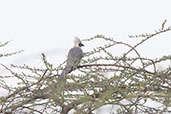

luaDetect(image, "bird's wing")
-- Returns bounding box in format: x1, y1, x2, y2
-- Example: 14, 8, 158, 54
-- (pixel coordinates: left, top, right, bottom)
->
59, 47, 83, 80
67, 47, 83, 67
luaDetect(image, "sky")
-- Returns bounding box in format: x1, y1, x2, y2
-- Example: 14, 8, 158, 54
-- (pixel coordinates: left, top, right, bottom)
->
0, 0, 171, 67
0, 0, 171, 113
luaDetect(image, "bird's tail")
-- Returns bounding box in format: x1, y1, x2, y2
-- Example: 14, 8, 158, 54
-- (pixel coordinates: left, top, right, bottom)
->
58, 67, 72, 80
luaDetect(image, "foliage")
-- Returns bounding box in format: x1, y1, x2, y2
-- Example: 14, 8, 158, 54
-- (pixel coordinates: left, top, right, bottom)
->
0, 41, 23, 58
0, 21, 171, 114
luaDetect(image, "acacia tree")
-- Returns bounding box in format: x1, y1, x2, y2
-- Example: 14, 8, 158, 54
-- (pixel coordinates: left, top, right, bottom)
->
0, 21, 171, 114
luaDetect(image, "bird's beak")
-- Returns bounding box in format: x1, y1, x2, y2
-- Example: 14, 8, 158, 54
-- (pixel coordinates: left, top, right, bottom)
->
79, 42, 84, 47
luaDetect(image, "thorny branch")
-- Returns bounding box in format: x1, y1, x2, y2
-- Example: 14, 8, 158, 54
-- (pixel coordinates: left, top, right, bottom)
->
0, 20, 171, 114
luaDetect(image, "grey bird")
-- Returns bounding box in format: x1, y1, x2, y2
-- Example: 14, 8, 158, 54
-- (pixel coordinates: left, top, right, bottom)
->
59, 37, 84, 80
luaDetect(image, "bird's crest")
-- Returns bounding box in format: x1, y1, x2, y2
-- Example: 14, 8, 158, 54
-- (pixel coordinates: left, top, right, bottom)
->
74, 37, 81, 44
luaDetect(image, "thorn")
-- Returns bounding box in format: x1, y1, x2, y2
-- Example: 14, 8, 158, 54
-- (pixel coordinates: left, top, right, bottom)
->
162, 20, 167, 30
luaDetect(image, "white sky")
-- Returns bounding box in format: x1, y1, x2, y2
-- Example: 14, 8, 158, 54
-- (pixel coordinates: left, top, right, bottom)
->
0, 0, 171, 66
0, 0, 171, 64
0, 0, 171, 113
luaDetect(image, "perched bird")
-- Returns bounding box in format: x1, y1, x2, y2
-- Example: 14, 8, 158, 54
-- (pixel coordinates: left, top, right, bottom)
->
59, 37, 84, 80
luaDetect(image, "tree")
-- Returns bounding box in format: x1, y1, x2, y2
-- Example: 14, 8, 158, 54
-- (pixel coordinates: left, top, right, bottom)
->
0, 21, 171, 114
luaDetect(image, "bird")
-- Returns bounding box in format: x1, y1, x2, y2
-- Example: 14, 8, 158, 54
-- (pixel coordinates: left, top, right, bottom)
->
59, 37, 84, 80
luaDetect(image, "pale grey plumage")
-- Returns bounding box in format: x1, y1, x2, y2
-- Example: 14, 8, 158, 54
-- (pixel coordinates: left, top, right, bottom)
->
59, 37, 84, 80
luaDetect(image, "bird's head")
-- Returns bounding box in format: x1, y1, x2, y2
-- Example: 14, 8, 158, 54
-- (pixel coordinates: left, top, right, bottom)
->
74, 37, 84, 47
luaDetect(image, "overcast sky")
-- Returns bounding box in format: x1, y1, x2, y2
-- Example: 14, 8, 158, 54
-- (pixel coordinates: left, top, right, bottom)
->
0, 0, 171, 67
0, 0, 171, 113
